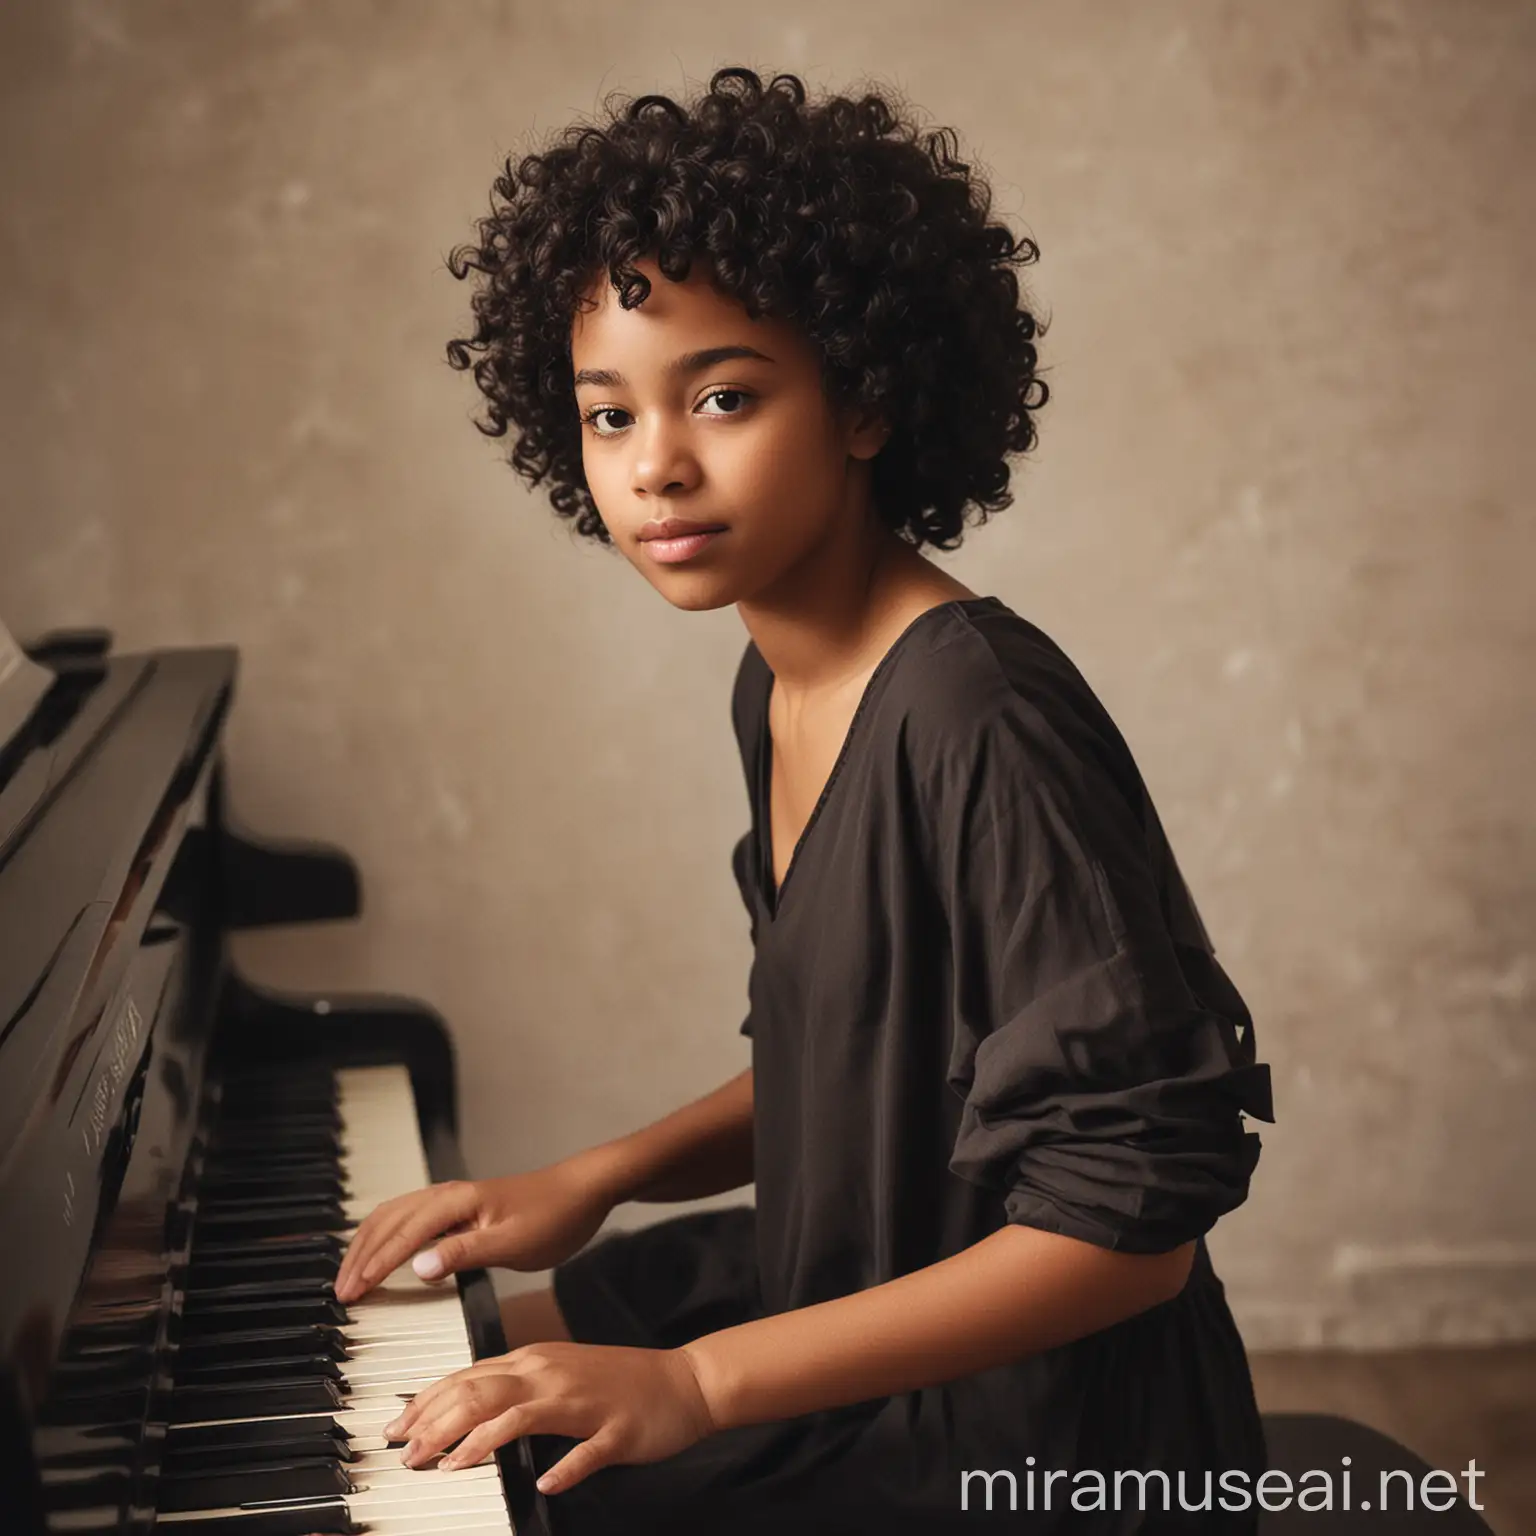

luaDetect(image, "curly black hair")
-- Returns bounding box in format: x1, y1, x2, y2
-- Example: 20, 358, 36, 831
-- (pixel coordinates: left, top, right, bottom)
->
444, 66, 1049, 552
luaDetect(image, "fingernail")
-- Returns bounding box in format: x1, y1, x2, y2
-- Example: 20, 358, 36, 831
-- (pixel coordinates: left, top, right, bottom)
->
536, 1473, 557, 1492
439, 1455, 459, 1471
413, 1249, 445, 1280
402, 1440, 419, 1466
382, 1417, 403, 1438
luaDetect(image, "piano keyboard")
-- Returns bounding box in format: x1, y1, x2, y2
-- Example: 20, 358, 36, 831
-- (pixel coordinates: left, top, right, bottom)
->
152, 1064, 516, 1536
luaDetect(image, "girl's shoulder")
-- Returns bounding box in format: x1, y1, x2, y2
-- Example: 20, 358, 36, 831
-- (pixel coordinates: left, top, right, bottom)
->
892, 598, 1143, 805
725, 596, 1148, 827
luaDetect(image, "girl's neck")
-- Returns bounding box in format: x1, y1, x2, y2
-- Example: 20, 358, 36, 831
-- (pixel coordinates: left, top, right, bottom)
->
738, 523, 977, 706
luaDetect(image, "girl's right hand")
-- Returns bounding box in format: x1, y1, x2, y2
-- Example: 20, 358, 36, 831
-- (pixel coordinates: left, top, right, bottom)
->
333, 1157, 617, 1303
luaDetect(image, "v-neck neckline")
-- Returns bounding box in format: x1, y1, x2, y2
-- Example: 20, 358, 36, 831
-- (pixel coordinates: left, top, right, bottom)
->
754, 596, 1000, 921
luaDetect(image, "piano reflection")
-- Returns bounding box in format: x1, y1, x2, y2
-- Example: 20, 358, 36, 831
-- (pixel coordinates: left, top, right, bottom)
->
0, 621, 550, 1535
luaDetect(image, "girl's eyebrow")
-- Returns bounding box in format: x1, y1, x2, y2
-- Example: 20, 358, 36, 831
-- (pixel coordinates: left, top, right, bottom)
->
572, 344, 775, 389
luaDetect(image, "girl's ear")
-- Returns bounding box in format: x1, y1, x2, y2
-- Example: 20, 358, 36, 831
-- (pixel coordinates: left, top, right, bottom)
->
844, 408, 892, 463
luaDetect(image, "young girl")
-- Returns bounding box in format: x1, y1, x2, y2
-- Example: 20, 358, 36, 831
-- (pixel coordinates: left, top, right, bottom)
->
334, 66, 1275, 1534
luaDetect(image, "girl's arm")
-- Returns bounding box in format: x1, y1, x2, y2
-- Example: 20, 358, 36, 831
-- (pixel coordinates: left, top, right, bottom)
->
681, 1223, 1196, 1428
335, 1068, 752, 1301
575, 1066, 754, 1204
384, 1220, 1200, 1490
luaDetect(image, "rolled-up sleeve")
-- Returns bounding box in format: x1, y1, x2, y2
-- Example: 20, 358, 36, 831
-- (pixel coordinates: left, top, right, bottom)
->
942, 707, 1275, 1254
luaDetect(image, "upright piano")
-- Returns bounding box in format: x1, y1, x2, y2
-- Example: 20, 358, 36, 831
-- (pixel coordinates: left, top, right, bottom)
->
0, 624, 552, 1535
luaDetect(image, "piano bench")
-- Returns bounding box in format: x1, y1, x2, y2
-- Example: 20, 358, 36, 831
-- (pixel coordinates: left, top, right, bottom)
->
1257, 1413, 1496, 1533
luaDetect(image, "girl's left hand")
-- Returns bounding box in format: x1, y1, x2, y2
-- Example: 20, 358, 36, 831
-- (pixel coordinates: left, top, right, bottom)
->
383, 1341, 718, 1494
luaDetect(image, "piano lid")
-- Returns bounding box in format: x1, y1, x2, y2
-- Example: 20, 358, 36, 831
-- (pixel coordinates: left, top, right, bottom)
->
0, 624, 157, 871
0, 648, 236, 1397
0, 616, 53, 751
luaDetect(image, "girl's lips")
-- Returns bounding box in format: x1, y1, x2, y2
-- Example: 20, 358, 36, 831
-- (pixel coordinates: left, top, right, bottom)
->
641, 528, 726, 564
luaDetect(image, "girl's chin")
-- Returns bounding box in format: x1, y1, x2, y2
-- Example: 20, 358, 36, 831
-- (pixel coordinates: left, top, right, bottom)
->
653, 580, 741, 613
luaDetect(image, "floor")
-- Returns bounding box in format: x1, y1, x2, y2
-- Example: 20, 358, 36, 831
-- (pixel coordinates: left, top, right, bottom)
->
1249, 1344, 1536, 1535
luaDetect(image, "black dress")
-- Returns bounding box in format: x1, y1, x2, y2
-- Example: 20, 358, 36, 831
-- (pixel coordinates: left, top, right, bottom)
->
535, 596, 1276, 1535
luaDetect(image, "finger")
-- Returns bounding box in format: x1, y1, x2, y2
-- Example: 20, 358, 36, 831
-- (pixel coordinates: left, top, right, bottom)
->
383, 1376, 454, 1440
384, 1355, 533, 1438
339, 1200, 449, 1299
401, 1396, 487, 1467
535, 1426, 624, 1495
363, 1191, 477, 1287
439, 1402, 546, 1472
403, 1378, 523, 1465
421, 1221, 512, 1281
349, 1186, 479, 1297
334, 1196, 411, 1300
384, 1360, 489, 1437
336, 1194, 437, 1301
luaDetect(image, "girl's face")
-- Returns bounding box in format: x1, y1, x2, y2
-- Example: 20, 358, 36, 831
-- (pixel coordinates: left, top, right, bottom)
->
569, 256, 887, 612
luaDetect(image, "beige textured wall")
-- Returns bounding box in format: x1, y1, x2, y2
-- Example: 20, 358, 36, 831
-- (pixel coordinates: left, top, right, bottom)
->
2, 0, 1532, 1349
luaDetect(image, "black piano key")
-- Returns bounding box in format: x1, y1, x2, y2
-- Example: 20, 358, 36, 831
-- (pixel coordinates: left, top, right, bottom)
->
201, 1150, 343, 1175
200, 1172, 347, 1193
175, 1326, 348, 1366
157, 1458, 353, 1512
205, 1147, 344, 1169
191, 1203, 348, 1241
48, 1344, 157, 1386
173, 1351, 346, 1385
198, 1193, 347, 1219
207, 1131, 340, 1151
36, 1386, 150, 1425
217, 1094, 337, 1113
185, 1251, 340, 1288
190, 1233, 346, 1264
154, 1500, 359, 1536
57, 1311, 160, 1351
219, 1099, 340, 1120
198, 1189, 348, 1216
214, 1113, 343, 1140
219, 1088, 338, 1109
183, 1276, 336, 1309
36, 1465, 133, 1512
33, 1420, 141, 1469
199, 1169, 347, 1193
208, 1130, 342, 1158
220, 1090, 340, 1113
181, 1296, 349, 1332
199, 1173, 348, 1202
166, 1415, 349, 1451
221, 1071, 339, 1099
208, 1126, 341, 1142
216, 1103, 339, 1123
163, 1433, 357, 1474
166, 1376, 346, 1422
220, 1070, 339, 1094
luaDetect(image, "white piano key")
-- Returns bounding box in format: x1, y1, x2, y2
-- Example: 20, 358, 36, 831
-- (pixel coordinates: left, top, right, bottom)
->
344, 1355, 467, 1381
352, 1446, 495, 1469
357, 1466, 504, 1491
333, 1066, 517, 1531
161, 1063, 519, 1533
344, 1337, 469, 1357
350, 1518, 512, 1536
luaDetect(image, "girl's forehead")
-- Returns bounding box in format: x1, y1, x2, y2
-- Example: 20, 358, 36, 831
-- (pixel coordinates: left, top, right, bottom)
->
571, 270, 805, 368
574, 261, 747, 333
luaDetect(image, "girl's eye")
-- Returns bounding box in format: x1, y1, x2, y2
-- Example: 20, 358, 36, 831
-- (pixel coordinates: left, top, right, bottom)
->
699, 388, 749, 417
581, 388, 752, 438
582, 406, 627, 437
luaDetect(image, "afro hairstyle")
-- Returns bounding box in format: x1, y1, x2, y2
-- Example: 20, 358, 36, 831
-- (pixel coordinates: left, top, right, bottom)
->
444, 66, 1050, 552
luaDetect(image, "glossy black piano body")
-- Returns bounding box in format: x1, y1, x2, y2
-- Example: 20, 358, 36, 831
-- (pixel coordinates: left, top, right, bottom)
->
0, 631, 550, 1534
